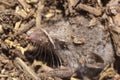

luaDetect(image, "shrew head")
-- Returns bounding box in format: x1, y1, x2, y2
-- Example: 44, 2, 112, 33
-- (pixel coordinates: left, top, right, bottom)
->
26, 27, 62, 68
27, 27, 49, 45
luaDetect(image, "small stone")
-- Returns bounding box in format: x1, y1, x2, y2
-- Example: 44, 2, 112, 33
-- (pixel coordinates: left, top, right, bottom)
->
73, 37, 86, 44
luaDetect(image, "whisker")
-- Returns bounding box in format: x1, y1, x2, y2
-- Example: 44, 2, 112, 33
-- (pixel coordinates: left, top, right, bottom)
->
43, 43, 47, 63
30, 45, 37, 56
32, 42, 36, 46
34, 46, 41, 58
53, 51, 58, 67
49, 44, 55, 67
45, 43, 51, 66
30, 40, 62, 68
57, 52, 62, 67
39, 44, 44, 60
50, 44, 59, 67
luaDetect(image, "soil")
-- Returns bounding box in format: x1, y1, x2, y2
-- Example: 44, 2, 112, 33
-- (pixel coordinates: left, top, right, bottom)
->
0, 0, 120, 80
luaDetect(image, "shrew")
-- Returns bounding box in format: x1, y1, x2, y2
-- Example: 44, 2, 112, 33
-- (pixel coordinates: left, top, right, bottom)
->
26, 21, 113, 79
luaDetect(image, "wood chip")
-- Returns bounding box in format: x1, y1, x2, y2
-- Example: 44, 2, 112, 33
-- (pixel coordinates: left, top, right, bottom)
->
0, 25, 4, 34
26, 0, 38, 4
14, 21, 22, 31
18, 0, 31, 12
15, 6, 28, 18
76, 3, 102, 16
16, 19, 35, 35
73, 37, 86, 44
15, 57, 40, 80
36, 1, 44, 28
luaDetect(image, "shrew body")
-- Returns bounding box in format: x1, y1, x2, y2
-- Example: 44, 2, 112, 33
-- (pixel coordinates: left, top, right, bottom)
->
27, 21, 114, 79
27, 22, 80, 67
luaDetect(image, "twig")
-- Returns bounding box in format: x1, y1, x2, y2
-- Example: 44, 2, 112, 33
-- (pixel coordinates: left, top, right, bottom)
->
0, 1, 15, 7
16, 19, 35, 35
40, 28, 56, 49
15, 57, 40, 80
36, 0, 44, 28
76, 3, 102, 16
17, 0, 30, 12
0, 74, 8, 77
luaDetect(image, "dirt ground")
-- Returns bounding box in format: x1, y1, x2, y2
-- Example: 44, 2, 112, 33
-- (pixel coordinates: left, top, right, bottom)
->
0, 0, 120, 80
